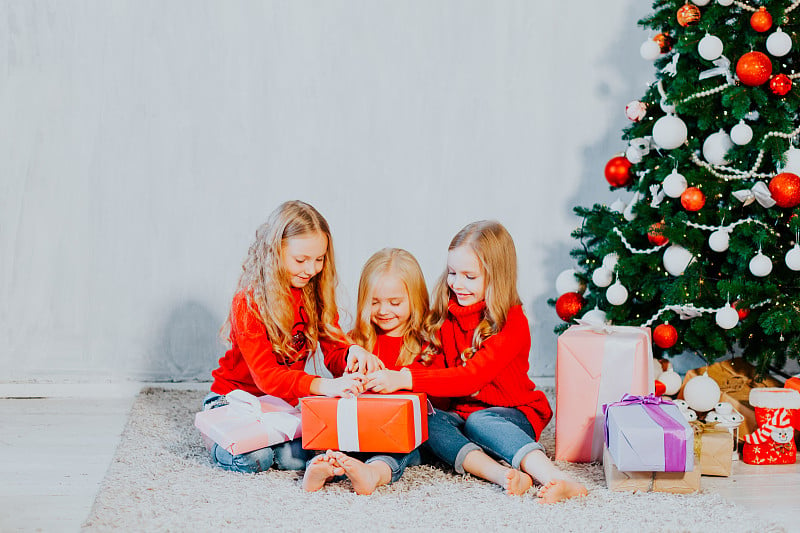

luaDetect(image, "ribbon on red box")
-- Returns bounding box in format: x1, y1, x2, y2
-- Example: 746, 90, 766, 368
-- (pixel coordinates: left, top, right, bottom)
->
335, 394, 424, 452
605, 393, 688, 472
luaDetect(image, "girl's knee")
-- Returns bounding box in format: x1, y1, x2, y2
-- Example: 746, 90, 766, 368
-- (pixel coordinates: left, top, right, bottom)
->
213, 444, 276, 473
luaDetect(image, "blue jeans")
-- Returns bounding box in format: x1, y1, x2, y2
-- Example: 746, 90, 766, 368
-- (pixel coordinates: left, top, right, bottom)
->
306, 449, 421, 484
202, 392, 313, 474
425, 407, 544, 474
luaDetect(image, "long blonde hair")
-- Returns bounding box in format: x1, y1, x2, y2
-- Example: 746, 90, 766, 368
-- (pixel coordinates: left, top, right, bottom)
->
224, 200, 346, 363
350, 248, 437, 366
428, 220, 521, 361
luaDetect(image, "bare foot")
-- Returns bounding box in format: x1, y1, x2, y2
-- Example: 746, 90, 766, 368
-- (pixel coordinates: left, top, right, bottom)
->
335, 453, 385, 495
536, 479, 588, 504
503, 468, 533, 496
302, 454, 337, 492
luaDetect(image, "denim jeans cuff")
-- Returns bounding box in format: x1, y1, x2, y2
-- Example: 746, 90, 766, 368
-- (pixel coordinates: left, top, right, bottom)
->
511, 441, 544, 470
454, 443, 482, 475
365, 455, 402, 483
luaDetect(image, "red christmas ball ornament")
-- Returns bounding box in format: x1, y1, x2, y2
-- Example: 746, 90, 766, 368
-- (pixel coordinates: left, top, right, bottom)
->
654, 33, 673, 53
655, 380, 667, 396
681, 187, 706, 211
647, 222, 669, 246
677, 4, 701, 27
769, 172, 800, 208
769, 73, 792, 96
750, 7, 773, 33
653, 323, 678, 349
556, 292, 585, 322
736, 52, 773, 86
604, 155, 633, 188
732, 300, 750, 320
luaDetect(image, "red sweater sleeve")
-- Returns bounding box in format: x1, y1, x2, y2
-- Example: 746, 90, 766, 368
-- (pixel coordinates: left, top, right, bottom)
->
407, 306, 530, 397
319, 316, 352, 377
231, 293, 316, 398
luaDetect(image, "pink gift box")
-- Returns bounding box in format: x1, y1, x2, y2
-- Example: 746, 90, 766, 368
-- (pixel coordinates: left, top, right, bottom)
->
194, 390, 302, 455
555, 324, 654, 463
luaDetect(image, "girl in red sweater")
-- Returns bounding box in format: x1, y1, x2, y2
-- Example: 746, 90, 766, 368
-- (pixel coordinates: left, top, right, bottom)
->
303, 248, 438, 494
366, 221, 587, 503
204, 201, 382, 473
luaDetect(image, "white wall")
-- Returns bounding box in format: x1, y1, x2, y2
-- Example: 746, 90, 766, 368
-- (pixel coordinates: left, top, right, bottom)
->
0, 1, 653, 382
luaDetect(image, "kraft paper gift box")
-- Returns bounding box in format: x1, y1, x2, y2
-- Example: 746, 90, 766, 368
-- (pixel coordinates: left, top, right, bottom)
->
603, 445, 700, 494
300, 393, 428, 453
604, 394, 694, 472
194, 390, 302, 455
691, 422, 734, 477
678, 358, 781, 441
555, 323, 654, 462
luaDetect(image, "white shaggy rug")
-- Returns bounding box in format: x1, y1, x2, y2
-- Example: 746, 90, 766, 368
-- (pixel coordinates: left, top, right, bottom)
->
82, 387, 784, 533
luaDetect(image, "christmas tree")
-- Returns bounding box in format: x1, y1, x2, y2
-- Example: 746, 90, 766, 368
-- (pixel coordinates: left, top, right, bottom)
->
551, 0, 800, 375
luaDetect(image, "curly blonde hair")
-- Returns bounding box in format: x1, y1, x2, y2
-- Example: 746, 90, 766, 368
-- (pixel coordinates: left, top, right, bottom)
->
223, 200, 346, 364
427, 220, 521, 362
349, 248, 438, 366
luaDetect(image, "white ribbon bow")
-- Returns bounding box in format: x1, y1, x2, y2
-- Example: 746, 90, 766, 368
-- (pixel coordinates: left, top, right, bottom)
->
574, 317, 615, 334
226, 390, 301, 438
733, 181, 776, 208
699, 56, 734, 84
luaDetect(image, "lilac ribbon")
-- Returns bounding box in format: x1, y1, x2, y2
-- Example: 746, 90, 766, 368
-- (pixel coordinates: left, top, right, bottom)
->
604, 393, 687, 472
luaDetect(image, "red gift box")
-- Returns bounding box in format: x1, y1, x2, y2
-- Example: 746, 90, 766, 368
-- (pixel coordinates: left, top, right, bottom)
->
300, 393, 428, 453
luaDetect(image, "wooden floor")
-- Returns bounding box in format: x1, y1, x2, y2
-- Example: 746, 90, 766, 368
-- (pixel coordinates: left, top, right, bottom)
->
1, 383, 799, 532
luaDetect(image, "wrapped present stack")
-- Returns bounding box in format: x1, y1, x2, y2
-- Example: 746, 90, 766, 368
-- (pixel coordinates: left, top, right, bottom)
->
602, 394, 699, 493
555, 323, 654, 463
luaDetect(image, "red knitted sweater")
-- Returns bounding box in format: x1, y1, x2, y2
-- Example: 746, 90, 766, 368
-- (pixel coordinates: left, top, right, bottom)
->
408, 300, 552, 438
210, 288, 351, 406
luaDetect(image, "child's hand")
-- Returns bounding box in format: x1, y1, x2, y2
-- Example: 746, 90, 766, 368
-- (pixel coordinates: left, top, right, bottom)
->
319, 374, 366, 398
365, 368, 412, 394
346, 345, 385, 374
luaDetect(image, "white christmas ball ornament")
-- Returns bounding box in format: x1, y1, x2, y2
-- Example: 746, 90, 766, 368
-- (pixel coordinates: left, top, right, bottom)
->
715, 304, 739, 329
602, 253, 619, 271
717, 0, 733, 5
626, 144, 644, 164
663, 245, 694, 276
556, 269, 584, 295
730, 121, 753, 145
703, 130, 733, 165
653, 115, 688, 150
640, 39, 661, 61
662, 170, 688, 198
783, 147, 800, 175
658, 364, 683, 396
683, 372, 722, 412
708, 229, 730, 252
692, 0, 710, 5
606, 281, 629, 306
581, 308, 607, 324
592, 266, 614, 288
766, 28, 792, 57
749, 252, 773, 277
698, 34, 724, 61
785, 245, 800, 271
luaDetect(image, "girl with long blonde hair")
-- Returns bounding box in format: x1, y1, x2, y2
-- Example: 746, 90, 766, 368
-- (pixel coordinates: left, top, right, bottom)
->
304, 248, 437, 494
366, 221, 587, 503
204, 200, 382, 474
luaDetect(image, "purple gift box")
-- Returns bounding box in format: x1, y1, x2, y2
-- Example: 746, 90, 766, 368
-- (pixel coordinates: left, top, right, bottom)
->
604, 394, 694, 472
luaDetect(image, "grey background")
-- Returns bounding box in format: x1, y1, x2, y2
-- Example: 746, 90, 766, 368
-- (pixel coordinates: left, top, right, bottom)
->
1, 1, 653, 382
